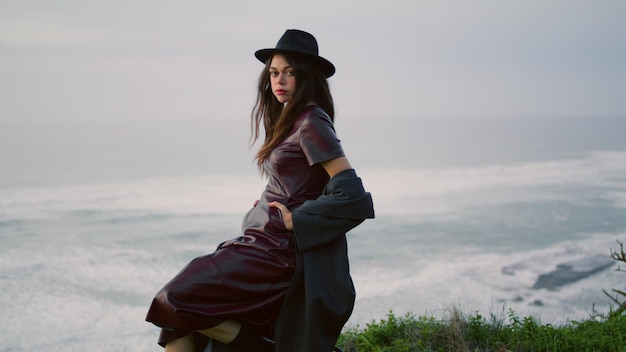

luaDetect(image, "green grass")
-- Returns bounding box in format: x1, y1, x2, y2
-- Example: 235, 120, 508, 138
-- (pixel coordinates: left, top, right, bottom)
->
338, 241, 626, 352
338, 309, 626, 352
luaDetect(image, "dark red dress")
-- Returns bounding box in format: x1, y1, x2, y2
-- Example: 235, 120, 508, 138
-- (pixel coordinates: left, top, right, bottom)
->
145, 105, 345, 346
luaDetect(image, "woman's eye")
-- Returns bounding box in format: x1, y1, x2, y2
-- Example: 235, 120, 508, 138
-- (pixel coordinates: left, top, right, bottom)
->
269, 71, 294, 77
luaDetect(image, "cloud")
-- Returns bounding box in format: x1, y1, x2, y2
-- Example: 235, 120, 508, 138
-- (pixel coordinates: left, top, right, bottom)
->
0, 0, 625, 123
0, 19, 105, 49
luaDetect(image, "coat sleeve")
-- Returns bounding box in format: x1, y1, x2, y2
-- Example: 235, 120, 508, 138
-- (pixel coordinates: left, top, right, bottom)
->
292, 168, 375, 251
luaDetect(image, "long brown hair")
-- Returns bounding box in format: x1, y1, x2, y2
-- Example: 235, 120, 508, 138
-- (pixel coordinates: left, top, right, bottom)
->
251, 52, 334, 172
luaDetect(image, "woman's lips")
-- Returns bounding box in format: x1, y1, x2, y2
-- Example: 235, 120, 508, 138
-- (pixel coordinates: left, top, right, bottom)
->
275, 89, 286, 95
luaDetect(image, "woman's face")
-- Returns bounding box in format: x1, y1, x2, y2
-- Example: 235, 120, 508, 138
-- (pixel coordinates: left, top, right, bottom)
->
269, 54, 296, 104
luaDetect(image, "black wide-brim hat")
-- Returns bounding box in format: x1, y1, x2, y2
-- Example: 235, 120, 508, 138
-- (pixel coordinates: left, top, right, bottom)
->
255, 29, 335, 78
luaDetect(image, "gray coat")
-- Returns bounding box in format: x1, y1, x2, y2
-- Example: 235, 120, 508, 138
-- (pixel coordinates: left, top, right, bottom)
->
274, 168, 375, 351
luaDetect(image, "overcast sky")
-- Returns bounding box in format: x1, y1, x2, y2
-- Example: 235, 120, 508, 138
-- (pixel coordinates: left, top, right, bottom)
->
1, 0, 625, 123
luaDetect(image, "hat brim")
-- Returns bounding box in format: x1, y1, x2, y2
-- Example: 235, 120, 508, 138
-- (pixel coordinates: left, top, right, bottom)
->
255, 49, 335, 78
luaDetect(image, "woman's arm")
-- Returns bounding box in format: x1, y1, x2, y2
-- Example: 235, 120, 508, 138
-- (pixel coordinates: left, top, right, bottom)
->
268, 156, 353, 230
320, 156, 352, 178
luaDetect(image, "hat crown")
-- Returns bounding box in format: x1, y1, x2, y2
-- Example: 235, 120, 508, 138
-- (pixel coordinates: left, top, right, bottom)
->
275, 29, 319, 56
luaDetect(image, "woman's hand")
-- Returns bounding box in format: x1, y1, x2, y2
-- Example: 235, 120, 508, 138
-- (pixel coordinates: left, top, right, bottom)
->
268, 201, 293, 230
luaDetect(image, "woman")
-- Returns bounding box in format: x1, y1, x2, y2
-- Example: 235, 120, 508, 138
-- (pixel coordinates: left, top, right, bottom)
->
146, 29, 374, 352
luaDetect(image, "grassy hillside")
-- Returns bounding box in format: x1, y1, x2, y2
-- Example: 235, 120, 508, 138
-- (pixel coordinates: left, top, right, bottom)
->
338, 241, 626, 352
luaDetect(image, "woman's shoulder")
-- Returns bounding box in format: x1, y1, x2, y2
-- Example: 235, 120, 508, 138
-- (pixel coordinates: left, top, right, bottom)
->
298, 105, 333, 126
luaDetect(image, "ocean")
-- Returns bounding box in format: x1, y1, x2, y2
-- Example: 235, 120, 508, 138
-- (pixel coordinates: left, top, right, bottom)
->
1, 116, 625, 351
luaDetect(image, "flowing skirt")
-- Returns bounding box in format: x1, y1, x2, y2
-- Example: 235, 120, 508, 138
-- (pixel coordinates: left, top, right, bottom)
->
146, 238, 295, 347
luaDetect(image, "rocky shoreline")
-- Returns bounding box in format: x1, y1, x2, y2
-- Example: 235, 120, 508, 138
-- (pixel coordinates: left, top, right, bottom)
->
502, 254, 615, 291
